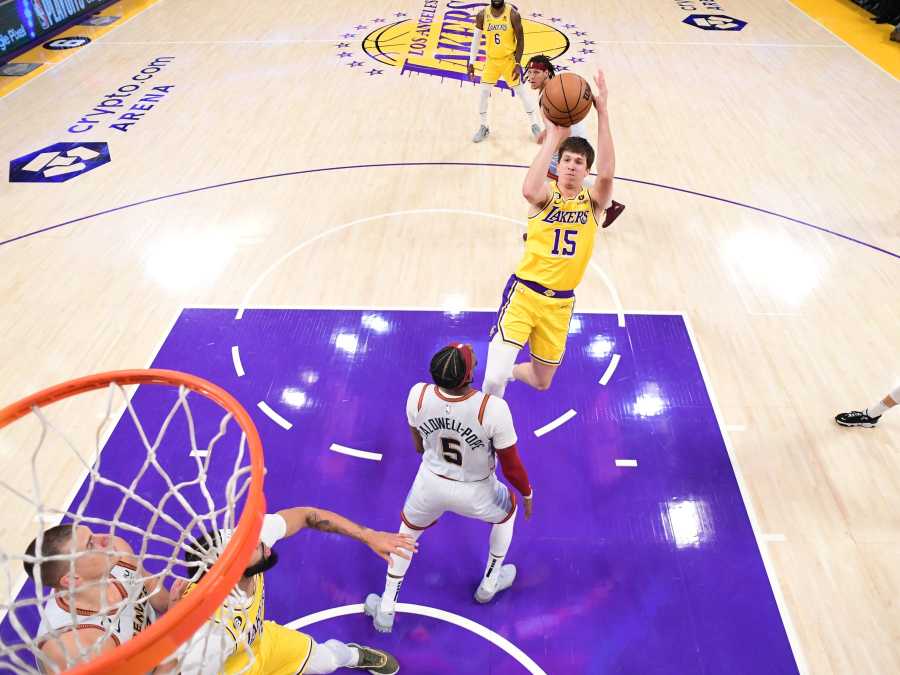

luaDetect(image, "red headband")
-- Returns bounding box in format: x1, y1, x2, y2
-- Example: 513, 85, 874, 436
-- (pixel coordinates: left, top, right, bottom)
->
527, 61, 549, 72
449, 342, 475, 385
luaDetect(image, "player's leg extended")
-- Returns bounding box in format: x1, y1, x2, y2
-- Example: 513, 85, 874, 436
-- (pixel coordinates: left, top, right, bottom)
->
512, 295, 573, 391
473, 58, 501, 142
366, 467, 437, 632
470, 479, 518, 603
304, 636, 399, 675
506, 59, 540, 140
484, 277, 532, 397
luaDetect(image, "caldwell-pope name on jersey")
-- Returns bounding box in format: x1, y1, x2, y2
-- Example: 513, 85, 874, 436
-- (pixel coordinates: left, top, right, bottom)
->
543, 206, 590, 224
418, 417, 486, 450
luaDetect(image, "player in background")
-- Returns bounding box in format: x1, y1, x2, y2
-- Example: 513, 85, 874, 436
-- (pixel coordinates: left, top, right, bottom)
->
467, 0, 541, 143
364, 343, 533, 633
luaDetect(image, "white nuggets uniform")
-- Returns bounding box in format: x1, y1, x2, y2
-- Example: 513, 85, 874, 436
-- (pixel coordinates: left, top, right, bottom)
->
37, 561, 155, 649
403, 383, 518, 529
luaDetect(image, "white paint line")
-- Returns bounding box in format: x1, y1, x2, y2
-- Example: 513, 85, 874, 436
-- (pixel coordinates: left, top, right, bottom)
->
328, 443, 383, 462
682, 314, 808, 674
534, 409, 577, 437
231, 345, 245, 377
285, 603, 548, 675
763, 533, 787, 542
100, 39, 343, 44
726, 425, 747, 432
257, 401, 292, 430
236, 209, 524, 320
588, 261, 625, 327
615, 459, 638, 467
599, 353, 621, 385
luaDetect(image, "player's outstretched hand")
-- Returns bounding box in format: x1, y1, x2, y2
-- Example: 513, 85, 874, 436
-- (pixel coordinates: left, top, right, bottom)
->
592, 68, 608, 114
523, 494, 533, 520
467, 63, 475, 81
365, 530, 418, 563
544, 116, 571, 142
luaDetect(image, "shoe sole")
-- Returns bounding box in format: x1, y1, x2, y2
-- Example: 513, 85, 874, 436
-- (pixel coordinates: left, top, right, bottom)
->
835, 420, 878, 428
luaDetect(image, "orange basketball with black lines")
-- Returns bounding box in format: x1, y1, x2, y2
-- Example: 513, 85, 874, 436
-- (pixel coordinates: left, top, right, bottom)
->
541, 72, 593, 127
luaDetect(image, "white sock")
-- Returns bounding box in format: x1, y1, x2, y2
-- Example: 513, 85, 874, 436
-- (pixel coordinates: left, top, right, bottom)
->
481, 512, 515, 591
304, 639, 357, 674
379, 523, 421, 613
867, 401, 888, 418
482, 333, 519, 398
479, 84, 491, 126
512, 83, 537, 124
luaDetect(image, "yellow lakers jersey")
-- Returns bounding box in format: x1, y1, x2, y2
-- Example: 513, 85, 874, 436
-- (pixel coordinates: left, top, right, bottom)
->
484, 6, 516, 59
516, 182, 599, 291
184, 575, 266, 674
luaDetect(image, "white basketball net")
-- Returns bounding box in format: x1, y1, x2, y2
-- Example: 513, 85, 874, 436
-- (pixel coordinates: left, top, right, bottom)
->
0, 380, 256, 674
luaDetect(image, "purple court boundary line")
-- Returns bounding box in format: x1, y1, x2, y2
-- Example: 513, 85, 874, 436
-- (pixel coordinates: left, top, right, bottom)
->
1, 161, 897, 260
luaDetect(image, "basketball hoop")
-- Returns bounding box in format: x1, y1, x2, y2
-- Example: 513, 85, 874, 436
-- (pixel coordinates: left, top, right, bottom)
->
0, 369, 266, 674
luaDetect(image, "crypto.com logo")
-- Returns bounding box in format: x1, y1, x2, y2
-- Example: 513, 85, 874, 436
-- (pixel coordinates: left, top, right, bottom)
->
683, 14, 747, 31
9, 142, 110, 183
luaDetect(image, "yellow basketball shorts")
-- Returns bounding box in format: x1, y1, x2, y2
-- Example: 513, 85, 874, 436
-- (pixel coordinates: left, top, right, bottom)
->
481, 55, 521, 86
493, 275, 575, 365
250, 621, 313, 675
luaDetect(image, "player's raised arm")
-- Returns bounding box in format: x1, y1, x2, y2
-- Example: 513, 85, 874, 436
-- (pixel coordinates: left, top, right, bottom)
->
467, 10, 485, 80
588, 68, 615, 214
523, 119, 570, 208
266, 508, 417, 563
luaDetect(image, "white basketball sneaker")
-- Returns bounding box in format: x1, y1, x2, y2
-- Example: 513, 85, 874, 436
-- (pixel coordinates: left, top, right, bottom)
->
364, 593, 395, 633
474, 564, 517, 604
472, 125, 490, 143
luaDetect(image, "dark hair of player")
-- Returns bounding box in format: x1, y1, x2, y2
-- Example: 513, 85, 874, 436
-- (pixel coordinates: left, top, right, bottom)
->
558, 136, 595, 170
429, 344, 475, 390
526, 54, 555, 78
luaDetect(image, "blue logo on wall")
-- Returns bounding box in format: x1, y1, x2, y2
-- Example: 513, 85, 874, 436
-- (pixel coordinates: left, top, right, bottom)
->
683, 14, 747, 31
9, 142, 110, 183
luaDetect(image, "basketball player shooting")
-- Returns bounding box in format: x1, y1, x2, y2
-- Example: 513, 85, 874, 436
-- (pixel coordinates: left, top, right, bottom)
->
467, 0, 540, 143
525, 55, 625, 229
482, 68, 617, 396
364, 343, 534, 633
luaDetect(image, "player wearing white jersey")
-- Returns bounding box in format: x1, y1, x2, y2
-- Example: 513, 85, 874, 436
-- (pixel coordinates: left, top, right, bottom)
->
364, 343, 534, 633
24, 524, 173, 672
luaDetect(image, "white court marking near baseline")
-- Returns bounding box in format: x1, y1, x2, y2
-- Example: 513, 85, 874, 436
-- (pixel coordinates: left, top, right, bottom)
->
328, 443, 382, 462
534, 409, 577, 437
231, 345, 245, 377
257, 401, 292, 430
285, 603, 548, 675
682, 314, 808, 674
599, 353, 621, 385
615, 459, 638, 467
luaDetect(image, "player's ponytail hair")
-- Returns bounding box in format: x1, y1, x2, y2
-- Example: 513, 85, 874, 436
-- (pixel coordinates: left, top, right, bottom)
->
430, 343, 475, 390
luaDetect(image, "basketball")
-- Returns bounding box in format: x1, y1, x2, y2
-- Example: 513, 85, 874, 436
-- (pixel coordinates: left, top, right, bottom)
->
541, 72, 593, 127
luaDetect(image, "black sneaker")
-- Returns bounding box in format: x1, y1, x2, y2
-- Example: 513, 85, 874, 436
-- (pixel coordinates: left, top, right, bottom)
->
347, 643, 399, 674
834, 410, 881, 428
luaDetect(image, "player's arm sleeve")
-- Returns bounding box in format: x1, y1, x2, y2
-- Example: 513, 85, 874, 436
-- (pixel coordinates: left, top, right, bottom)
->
497, 444, 532, 497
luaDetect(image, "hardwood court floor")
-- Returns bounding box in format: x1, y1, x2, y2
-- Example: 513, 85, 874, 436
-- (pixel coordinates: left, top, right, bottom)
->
0, 1, 898, 673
